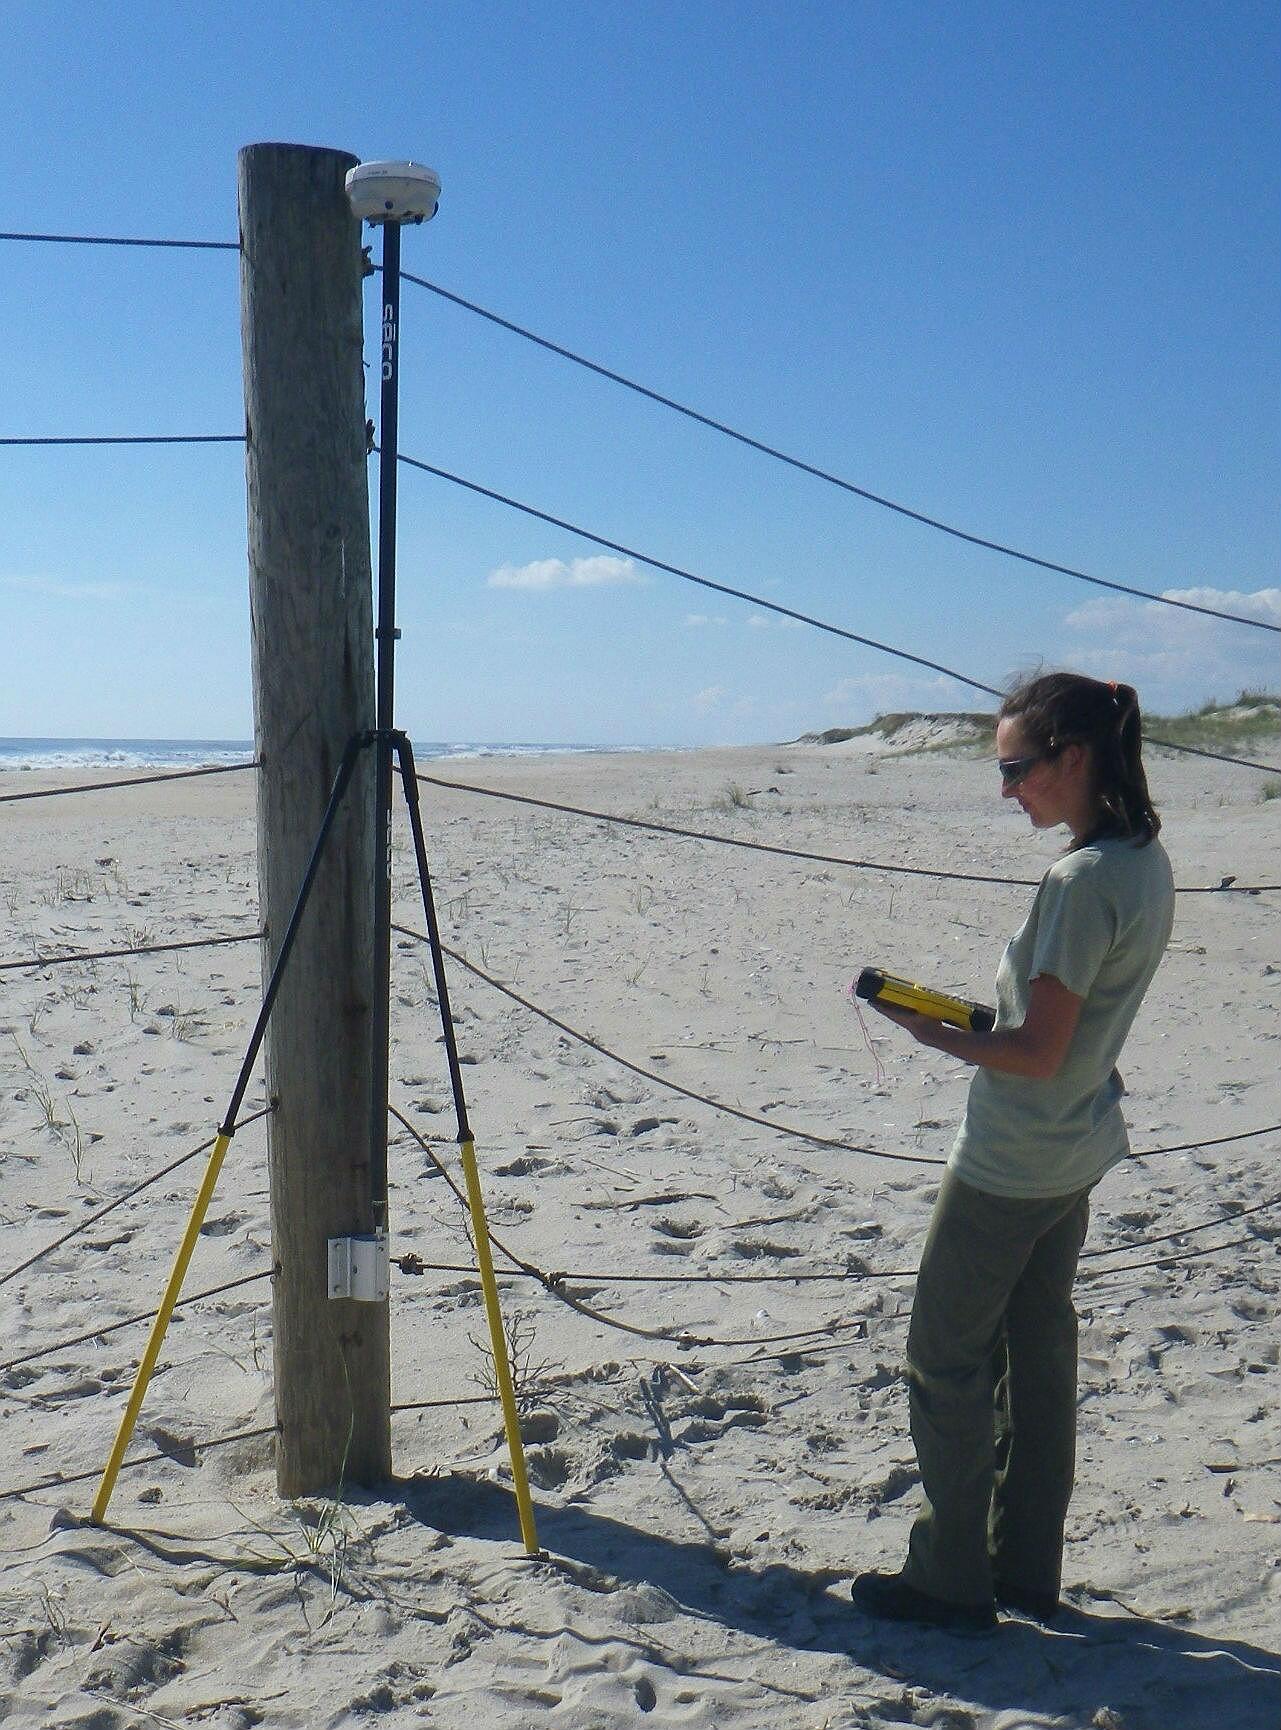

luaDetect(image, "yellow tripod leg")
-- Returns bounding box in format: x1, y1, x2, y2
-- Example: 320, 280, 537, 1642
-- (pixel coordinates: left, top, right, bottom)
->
91, 1130, 233, 1524
459, 1137, 540, 1556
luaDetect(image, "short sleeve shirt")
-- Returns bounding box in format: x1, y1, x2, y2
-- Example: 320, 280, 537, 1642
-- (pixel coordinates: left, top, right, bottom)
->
949, 835, 1174, 1199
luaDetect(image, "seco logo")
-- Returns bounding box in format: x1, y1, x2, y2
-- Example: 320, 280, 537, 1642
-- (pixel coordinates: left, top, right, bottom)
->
381, 303, 396, 380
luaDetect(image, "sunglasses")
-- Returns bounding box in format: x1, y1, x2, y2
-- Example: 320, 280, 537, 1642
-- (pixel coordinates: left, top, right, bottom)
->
997, 753, 1046, 787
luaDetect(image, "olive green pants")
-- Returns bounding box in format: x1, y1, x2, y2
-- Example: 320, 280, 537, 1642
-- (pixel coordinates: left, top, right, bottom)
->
901, 1169, 1092, 1607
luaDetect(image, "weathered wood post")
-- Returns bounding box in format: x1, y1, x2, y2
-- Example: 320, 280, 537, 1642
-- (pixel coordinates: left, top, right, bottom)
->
238, 142, 391, 1494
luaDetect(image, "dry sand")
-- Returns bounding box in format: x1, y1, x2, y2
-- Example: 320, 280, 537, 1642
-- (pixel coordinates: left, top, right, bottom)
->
0, 740, 1277, 1729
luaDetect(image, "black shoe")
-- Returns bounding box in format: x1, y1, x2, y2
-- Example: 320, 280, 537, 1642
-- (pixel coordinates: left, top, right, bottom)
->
994, 1581, 1061, 1623
850, 1570, 996, 1633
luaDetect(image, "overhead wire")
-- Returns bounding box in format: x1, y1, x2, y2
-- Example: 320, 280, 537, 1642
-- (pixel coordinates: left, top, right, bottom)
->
1, 232, 1274, 637
0, 435, 243, 448
389, 1102, 1276, 1355
397, 451, 1002, 697
390, 922, 1279, 1172
398, 270, 1280, 638
396, 453, 1281, 776
0, 759, 258, 804
414, 771, 1281, 894
0, 230, 240, 251
0, 1104, 273, 1291
0, 931, 262, 974
0, 1271, 273, 1377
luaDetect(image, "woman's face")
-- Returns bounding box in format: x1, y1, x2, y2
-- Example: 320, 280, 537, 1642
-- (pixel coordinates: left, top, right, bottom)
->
996, 716, 1084, 831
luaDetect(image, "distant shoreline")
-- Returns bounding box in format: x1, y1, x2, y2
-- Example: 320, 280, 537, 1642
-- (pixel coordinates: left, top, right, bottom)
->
0, 737, 674, 774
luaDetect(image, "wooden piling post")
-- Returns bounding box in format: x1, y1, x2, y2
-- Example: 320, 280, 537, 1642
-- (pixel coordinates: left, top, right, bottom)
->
238, 142, 390, 1494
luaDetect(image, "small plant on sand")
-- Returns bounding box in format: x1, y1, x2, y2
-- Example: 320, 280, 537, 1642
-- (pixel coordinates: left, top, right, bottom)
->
233, 1494, 359, 1625
290, 1495, 357, 1613
8, 1034, 85, 1181
468, 1308, 559, 1414
718, 782, 752, 811
168, 996, 207, 1041
123, 970, 148, 1021
1260, 781, 1281, 802
628, 880, 656, 915
624, 950, 653, 986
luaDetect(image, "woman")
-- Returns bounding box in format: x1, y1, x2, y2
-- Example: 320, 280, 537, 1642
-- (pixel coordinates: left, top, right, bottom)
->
851, 671, 1174, 1633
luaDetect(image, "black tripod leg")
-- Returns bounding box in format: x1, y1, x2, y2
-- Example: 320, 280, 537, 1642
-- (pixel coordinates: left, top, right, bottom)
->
222, 731, 373, 1135
391, 736, 473, 1141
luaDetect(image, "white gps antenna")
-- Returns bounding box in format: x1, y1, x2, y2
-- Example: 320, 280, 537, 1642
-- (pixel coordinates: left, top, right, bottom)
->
344, 158, 441, 225
343, 155, 441, 1233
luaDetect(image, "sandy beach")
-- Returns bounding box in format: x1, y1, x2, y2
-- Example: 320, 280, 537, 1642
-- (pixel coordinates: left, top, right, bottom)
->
1, 738, 1277, 1729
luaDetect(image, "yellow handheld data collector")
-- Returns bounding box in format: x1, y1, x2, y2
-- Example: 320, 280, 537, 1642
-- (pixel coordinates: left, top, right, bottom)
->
855, 968, 995, 1033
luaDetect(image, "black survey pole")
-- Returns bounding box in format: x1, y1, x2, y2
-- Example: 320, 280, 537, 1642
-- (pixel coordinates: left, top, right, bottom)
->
369, 219, 402, 1227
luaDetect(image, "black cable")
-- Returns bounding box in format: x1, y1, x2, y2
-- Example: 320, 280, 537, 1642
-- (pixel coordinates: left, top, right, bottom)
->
0, 931, 261, 974
0, 435, 243, 447
0, 230, 239, 251
0, 1424, 279, 1504
400, 271, 1279, 637
394, 1105, 867, 1351
391, 925, 944, 1168
1144, 736, 1281, 774
0, 1271, 273, 1376
1078, 1229, 1272, 1281
396, 452, 998, 696
391, 1396, 500, 1412
1124, 1120, 1281, 1161
394, 1187, 1280, 1289
0, 759, 258, 804
1079, 1190, 1281, 1261
416, 771, 1037, 887
415, 772, 1281, 895
398, 453, 1281, 776
393, 1097, 1275, 1346
0, 1104, 272, 1290
0, 227, 1269, 637
391, 923, 1279, 1171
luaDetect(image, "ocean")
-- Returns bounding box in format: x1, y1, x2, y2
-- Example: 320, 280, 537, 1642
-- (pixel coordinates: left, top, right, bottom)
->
0, 737, 654, 774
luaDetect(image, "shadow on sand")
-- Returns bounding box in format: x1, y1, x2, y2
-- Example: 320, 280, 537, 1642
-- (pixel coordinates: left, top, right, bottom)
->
396, 1472, 1280, 1728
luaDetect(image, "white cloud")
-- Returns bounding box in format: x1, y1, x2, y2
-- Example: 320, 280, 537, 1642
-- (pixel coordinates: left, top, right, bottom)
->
2, 573, 143, 603
1160, 586, 1281, 626
823, 672, 972, 715
1058, 587, 1279, 707
684, 612, 728, 627
1064, 586, 1281, 633
487, 555, 642, 591
691, 684, 726, 713
745, 612, 802, 630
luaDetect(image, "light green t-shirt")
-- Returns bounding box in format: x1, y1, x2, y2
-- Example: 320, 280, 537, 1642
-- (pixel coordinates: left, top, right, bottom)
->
949, 834, 1174, 1199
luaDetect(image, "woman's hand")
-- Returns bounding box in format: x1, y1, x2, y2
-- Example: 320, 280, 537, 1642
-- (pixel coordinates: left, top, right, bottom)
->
864, 973, 1084, 1080
865, 996, 950, 1050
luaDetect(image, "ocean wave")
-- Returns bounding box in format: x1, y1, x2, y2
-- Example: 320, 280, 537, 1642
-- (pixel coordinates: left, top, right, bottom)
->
0, 738, 666, 774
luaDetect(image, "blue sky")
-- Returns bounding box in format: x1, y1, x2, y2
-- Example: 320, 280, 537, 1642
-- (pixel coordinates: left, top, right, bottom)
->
4, 1, 1277, 745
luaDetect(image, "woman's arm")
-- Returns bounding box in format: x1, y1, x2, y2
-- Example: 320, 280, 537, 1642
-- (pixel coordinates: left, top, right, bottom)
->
868, 973, 1084, 1080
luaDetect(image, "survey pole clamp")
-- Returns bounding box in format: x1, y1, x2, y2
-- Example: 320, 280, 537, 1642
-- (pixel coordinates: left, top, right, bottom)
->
327, 1231, 391, 1302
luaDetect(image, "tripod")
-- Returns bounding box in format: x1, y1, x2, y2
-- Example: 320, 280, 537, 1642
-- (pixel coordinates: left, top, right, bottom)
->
91, 727, 539, 1552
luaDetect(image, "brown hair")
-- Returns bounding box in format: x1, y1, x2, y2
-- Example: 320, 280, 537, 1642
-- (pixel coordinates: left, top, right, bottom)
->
1000, 671, 1161, 846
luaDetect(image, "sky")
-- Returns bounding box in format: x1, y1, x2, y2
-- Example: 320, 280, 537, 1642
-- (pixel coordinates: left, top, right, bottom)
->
3, 1, 1278, 747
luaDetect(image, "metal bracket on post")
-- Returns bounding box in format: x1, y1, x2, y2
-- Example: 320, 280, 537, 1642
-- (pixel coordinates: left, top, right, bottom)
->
327, 1231, 390, 1301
